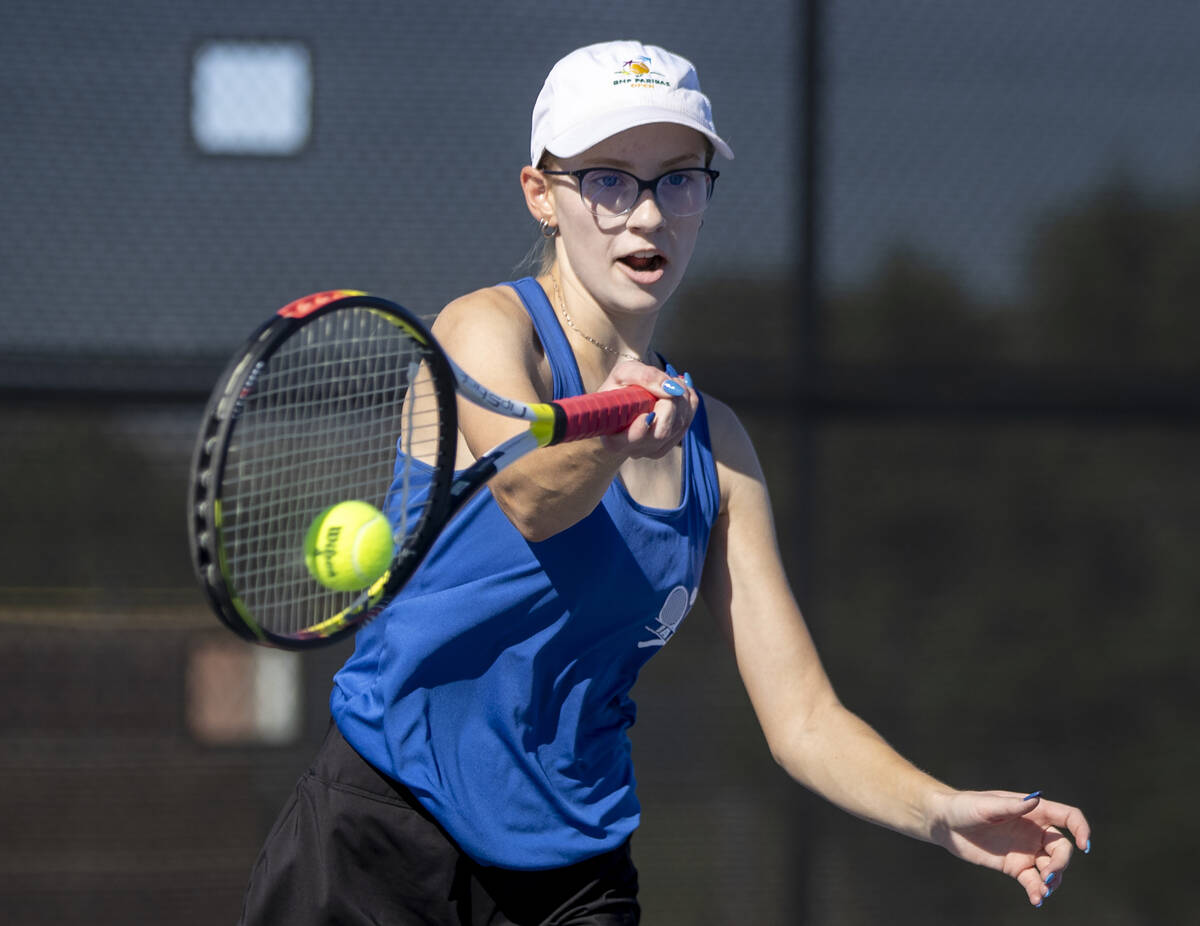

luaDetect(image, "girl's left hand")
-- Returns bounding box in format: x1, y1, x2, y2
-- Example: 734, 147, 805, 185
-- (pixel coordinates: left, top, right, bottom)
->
929, 790, 1092, 907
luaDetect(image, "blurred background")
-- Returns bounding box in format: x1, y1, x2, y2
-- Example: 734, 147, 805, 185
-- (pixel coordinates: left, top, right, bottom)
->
2, 1, 1197, 923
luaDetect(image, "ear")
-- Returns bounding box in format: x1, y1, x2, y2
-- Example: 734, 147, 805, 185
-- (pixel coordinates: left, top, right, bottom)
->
520, 166, 557, 228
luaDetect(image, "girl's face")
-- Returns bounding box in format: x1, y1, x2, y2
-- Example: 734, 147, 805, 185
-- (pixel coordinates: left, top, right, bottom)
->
545, 122, 710, 317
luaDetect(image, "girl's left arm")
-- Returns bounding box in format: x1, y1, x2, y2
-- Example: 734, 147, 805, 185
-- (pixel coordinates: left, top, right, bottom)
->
699, 395, 1091, 908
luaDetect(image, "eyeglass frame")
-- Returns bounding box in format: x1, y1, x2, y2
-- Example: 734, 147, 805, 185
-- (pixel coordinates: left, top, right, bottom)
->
540, 166, 721, 218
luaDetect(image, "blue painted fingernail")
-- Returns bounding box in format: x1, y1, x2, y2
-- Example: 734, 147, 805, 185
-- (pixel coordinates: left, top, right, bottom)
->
1085, 838, 1091, 855
1023, 791, 1042, 801
662, 379, 684, 396
1044, 872, 1056, 886
683, 371, 694, 388
645, 412, 656, 425
665, 362, 680, 377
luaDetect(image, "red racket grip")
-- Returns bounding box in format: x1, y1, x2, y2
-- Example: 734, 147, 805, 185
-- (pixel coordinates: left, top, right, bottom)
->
550, 385, 657, 444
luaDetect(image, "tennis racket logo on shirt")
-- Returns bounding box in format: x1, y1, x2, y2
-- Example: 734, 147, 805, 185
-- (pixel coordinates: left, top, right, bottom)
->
639, 585, 696, 648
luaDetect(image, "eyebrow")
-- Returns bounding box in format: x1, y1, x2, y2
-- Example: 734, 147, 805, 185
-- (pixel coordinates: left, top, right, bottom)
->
593, 153, 705, 171
590, 155, 700, 175
662, 153, 706, 168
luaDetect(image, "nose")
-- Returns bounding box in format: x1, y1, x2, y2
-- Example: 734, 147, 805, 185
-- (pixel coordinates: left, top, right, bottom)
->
625, 188, 665, 232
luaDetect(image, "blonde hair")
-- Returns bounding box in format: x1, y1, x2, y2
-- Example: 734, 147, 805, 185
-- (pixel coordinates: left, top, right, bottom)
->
535, 153, 560, 276
536, 233, 558, 277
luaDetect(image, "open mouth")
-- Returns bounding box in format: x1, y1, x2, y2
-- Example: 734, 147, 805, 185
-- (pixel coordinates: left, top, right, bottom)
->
619, 252, 665, 273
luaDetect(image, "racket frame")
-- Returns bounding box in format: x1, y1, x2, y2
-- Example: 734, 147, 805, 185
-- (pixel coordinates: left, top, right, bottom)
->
188, 292, 458, 648
189, 291, 656, 649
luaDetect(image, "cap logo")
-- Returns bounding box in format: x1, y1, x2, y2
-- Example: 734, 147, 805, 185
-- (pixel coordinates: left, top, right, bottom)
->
613, 55, 670, 88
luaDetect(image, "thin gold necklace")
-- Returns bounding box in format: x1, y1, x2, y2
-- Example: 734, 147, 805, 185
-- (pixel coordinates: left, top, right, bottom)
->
551, 273, 642, 363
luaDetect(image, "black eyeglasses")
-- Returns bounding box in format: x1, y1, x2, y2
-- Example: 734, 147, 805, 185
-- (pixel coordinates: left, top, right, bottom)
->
542, 167, 720, 218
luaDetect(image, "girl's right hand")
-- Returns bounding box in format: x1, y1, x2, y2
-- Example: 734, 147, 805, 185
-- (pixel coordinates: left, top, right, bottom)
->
599, 361, 697, 459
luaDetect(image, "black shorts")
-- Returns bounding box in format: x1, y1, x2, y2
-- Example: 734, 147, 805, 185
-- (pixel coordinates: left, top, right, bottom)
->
238, 721, 640, 926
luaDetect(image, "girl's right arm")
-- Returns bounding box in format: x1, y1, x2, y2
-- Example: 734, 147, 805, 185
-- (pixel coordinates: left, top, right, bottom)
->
432, 286, 695, 541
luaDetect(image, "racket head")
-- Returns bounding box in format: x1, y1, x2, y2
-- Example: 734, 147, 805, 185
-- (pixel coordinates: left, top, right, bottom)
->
188, 292, 458, 649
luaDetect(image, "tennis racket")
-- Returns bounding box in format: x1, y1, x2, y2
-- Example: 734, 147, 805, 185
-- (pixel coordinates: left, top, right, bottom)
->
189, 290, 656, 649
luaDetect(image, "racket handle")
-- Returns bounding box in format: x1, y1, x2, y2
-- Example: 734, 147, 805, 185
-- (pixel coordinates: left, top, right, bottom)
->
551, 385, 657, 444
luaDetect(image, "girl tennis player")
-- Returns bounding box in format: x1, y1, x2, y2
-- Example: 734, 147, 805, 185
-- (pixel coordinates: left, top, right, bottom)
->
239, 40, 1091, 925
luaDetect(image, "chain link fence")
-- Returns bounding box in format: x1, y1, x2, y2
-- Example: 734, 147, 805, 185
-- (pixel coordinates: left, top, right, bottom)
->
3, 2, 1197, 923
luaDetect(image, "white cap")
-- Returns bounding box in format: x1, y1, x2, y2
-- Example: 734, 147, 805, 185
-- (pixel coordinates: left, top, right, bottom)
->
530, 40, 733, 167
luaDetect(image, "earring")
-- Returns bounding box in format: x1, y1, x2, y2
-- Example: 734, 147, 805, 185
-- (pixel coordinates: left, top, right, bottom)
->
539, 219, 559, 239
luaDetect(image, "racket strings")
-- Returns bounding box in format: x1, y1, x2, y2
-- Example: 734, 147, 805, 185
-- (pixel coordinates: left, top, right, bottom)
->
218, 308, 443, 636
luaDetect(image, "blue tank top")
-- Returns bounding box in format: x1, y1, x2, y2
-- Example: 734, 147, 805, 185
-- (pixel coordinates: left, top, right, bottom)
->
331, 277, 720, 870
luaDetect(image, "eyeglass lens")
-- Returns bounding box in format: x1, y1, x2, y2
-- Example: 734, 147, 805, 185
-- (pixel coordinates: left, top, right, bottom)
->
579, 169, 713, 217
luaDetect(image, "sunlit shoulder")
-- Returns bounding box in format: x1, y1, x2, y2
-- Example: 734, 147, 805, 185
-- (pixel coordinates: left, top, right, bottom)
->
432, 284, 551, 401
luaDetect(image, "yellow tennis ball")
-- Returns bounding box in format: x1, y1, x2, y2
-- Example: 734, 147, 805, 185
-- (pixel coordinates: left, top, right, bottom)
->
303, 501, 394, 592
